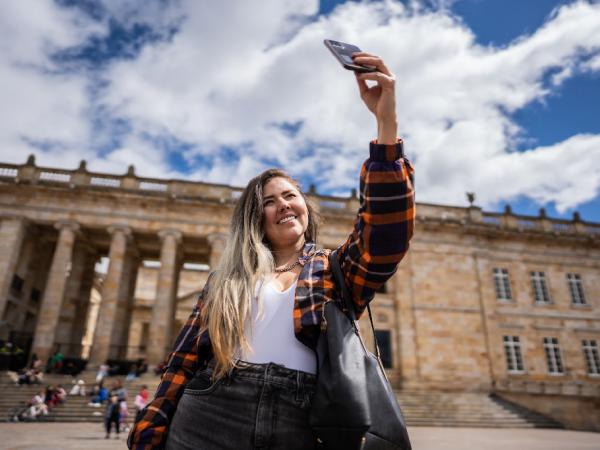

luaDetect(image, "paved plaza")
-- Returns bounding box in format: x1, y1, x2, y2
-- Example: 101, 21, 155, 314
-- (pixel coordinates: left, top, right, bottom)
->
0, 423, 598, 450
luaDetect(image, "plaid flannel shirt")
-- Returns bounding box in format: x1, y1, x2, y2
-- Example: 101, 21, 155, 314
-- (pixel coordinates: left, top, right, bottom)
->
128, 139, 415, 449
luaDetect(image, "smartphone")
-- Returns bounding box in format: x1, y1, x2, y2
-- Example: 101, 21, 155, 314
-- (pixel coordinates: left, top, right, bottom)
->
323, 39, 377, 73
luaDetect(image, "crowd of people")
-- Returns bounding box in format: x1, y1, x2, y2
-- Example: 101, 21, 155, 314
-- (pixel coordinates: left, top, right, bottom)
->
6, 355, 151, 439
11, 384, 67, 420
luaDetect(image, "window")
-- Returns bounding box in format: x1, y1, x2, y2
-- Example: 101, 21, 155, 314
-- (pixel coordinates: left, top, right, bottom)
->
30, 288, 41, 303
139, 322, 149, 352
531, 271, 551, 304
567, 274, 586, 305
503, 336, 524, 373
10, 275, 24, 296
543, 337, 564, 375
375, 330, 393, 369
582, 340, 600, 376
493, 268, 512, 301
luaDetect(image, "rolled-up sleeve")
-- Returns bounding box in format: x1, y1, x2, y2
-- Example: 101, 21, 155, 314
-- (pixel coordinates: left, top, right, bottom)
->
128, 278, 213, 449
336, 139, 415, 317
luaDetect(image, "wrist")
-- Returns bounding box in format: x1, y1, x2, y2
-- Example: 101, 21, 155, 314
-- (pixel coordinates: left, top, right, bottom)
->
377, 119, 398, 145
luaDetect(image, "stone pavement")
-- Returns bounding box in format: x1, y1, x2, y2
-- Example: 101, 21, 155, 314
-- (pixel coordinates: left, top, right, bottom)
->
0, 423, 598, 450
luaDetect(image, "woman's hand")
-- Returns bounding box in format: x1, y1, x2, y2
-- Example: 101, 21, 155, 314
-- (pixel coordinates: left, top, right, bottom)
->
352, 52, 397, 144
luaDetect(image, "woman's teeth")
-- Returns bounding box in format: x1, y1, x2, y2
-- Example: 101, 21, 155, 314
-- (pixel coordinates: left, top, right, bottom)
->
278, 216, 296, 224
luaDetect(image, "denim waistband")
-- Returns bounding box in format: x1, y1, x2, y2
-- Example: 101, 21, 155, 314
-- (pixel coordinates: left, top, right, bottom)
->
206, 359, 316, 388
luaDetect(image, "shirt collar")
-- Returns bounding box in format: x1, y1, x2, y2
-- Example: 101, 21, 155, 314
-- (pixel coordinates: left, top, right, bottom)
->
299, 241, 317, 265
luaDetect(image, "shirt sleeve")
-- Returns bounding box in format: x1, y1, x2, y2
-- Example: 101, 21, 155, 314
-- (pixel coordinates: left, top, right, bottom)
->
127, 276, 213, 450
336, 139, 415, 318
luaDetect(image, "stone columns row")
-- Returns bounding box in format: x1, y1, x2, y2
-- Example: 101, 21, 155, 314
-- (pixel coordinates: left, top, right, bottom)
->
1, 214, 225, 366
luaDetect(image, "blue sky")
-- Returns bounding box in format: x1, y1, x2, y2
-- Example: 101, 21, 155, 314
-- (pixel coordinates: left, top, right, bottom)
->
450, 0, 600, 221
1, 0, 599, 223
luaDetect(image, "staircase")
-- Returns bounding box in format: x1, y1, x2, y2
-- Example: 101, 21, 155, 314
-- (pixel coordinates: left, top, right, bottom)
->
1, 371, 159, 423
396, 389, 563, 428
2, 372, 562, 428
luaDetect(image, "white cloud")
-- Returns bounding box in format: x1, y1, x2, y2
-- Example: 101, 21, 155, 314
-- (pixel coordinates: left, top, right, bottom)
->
1, 0, 600, 215
0, 1, 103, 167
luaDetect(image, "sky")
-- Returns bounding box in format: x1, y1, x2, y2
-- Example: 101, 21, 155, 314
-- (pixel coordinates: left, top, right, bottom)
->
1, 0, 599, 223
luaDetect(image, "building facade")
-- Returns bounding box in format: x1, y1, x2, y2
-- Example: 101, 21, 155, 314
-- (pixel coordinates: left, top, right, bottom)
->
1, 156, 599, 428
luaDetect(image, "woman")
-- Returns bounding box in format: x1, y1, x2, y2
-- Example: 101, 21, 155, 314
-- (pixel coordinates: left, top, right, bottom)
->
128, 52, 415, 449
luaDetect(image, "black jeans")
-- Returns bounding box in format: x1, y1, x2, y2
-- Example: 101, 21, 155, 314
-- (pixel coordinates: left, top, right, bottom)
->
105, 415, 120, 435
165, 361, 319, 450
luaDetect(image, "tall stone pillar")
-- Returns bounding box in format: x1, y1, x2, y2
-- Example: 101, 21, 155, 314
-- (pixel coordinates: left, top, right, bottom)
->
147, 229, 183, 365
30, 221, 80, 363
13, 230, 39, 331
0, 217, 28, 319
53, 243, 93, 353
207, 233, 227, 270
69, 249, 98, 356
113, 248, 140, 359
89, 225, 132, 365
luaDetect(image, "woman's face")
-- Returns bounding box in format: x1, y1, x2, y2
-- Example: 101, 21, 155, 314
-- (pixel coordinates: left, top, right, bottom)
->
262, 177, 309, 250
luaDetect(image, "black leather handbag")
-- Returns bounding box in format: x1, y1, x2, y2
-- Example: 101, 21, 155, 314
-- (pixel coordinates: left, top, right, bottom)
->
309, 250, 412, 450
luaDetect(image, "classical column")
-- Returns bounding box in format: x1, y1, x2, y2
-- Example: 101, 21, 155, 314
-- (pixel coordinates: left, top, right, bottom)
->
30, 221, 80, 363
69, 249, 98, 356
89, 225, 132, 365
147, 229, 183, 365
0, 217, 28, 319
207, 233, 227, 270
112, 248, 140, 359
13, 230, 39, 331
53, 243, 92, 354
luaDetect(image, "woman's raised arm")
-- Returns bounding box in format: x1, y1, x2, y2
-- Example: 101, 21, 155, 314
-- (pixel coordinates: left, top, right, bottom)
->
336, 53, 415, 318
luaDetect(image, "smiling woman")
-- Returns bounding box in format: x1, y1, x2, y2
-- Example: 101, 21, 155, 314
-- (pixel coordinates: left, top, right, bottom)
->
128, 51, 416, 450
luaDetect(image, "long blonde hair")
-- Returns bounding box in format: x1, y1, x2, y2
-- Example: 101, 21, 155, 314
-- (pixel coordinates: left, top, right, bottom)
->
201, 169, 319, 379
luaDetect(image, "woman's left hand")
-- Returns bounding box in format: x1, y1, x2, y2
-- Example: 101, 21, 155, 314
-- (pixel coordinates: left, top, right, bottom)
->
352, 52, 398, 144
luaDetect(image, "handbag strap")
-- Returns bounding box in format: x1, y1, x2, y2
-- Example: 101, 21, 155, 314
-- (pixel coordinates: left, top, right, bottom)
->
328, 250, 382, 361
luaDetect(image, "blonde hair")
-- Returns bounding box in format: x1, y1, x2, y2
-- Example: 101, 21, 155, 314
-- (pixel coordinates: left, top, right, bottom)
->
201, 169, 319, 379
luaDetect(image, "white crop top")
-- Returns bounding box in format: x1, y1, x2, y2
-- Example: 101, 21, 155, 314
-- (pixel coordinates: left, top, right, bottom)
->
237, 279, 317, 374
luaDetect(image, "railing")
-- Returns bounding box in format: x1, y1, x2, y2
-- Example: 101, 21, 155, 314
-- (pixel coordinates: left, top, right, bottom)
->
552, 222, 572, 232
90, 176, 121, 188
517, 219, 539, 230
2, 158, 599, 235
494, 378, 600, 398
482, 215, 502, 226
39, 170, 71, 183
319, 199, 347, 210
139, 180, 168, 192
0, 167, 18, 178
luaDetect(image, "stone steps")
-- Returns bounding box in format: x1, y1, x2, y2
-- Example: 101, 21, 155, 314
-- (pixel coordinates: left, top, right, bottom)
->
2, 372, 562, 428
396, 390, 562, 429
1, 371, 159, 423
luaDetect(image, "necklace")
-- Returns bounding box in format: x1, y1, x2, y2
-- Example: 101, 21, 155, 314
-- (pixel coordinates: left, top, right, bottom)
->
274, 257, 302, 273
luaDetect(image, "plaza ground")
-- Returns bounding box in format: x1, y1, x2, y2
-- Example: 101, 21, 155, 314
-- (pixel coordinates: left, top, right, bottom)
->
0, 423, 598, 450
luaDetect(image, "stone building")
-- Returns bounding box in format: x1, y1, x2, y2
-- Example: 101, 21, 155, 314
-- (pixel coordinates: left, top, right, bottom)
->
1, 155, 599, 429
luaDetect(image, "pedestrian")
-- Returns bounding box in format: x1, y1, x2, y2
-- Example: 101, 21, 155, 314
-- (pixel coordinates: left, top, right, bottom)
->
110, 378, 127, 402
126, 364, 138, 381
133, 385, 148, 415
27, 390, 48, 419
96, 363, 109, 382
88, 382, 108, 406
69, 379, 86, 396
105, 395, 121, 439
128, 50, 415, 450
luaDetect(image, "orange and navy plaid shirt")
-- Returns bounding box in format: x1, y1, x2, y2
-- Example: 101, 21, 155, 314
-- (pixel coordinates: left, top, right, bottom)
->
128, 139, 415, 449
